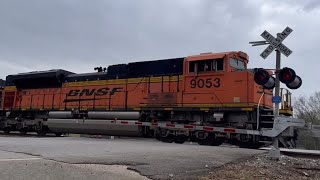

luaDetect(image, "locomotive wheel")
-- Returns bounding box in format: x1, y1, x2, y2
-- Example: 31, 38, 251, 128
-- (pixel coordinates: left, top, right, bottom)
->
237, 134, 263, 149
174, 135, 189, 144
197, 139, 211, 145
196, 133, 222, 146
155, 128, 175, 143
195, 131, 210, 145
159, 134, 175, 143
210, 139, 224, 146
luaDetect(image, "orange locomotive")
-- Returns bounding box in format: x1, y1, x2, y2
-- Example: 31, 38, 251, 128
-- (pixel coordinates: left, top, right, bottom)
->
0, 51, 295, 148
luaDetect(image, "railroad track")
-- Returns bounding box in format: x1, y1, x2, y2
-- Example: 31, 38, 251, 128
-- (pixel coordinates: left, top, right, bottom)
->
281, 151, 320, 159
261, 147, 320, 159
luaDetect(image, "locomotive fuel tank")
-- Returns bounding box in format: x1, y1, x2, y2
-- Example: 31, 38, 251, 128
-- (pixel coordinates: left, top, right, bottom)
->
47, 111, 143, 136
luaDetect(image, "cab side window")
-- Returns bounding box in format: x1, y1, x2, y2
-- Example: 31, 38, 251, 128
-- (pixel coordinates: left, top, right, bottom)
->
230, 58, 246, 70
189, 59, 224, 73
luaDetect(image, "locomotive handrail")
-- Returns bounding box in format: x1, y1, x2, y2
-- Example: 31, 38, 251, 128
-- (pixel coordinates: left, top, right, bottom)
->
46, 115, 305, 138
257, 92, 265, 130
280, 88, 292, 110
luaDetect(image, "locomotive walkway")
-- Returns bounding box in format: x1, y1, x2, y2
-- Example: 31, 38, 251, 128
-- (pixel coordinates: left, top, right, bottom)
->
0, 135, 263, 180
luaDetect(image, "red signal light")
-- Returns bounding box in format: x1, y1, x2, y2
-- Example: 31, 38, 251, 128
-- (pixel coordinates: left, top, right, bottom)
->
279, 67, 302, 90
279, 67, 296, 84
257, 73, 266, 82
254, 69, 269, 85
254, 69, 275, 89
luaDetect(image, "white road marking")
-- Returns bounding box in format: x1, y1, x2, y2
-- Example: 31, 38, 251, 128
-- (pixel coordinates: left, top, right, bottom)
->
0, 158, 42, 162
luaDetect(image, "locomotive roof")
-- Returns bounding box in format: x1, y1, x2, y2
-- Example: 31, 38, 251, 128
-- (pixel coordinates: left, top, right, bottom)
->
9, 69, 74, 77
186, 52, 228, 61
66, 72, 111, 82
185, 51, 248, 62
65, 57, 185, 82
67, 72, 108, 78
4, 51, 247, 88
6, 69, 75, 88
128, 57, 184, 64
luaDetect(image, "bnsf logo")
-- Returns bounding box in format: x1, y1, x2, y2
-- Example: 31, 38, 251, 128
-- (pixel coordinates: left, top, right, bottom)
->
66, 87, 123, 97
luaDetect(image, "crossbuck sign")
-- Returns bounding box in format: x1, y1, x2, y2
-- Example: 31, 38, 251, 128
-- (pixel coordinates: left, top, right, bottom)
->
260, 27, 293, 59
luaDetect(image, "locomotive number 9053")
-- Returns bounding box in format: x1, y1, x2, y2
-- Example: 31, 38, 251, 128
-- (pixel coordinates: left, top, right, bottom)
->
190, 78, 220, 88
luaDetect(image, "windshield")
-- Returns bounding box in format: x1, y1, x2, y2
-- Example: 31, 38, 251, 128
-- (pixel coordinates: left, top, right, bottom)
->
230, 58, 246, 70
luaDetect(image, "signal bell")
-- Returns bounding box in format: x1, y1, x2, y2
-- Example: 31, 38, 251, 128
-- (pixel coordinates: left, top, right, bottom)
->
279, 67, 302, 89
254, 69, 275, 89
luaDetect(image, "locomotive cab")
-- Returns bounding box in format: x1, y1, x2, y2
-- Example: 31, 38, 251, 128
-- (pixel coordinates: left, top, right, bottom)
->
181, 51, 277, 131
183, 51, 272, 110
182, 51, 292, 127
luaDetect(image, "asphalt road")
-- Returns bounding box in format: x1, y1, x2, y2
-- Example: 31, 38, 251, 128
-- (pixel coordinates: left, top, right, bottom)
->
0, 150, 147, 180
0, 135, 264, 179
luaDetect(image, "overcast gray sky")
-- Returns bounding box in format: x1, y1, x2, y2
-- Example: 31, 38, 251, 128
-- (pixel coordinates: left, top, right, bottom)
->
0, 0, 319, 97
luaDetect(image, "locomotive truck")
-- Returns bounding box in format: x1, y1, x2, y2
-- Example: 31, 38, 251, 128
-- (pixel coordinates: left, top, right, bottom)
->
0, 51, 304, 148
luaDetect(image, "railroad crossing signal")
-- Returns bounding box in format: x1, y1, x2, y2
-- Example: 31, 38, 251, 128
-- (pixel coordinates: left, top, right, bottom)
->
250, 26, 302, 159
260, 27, 293, 59
253, 67, 302, 90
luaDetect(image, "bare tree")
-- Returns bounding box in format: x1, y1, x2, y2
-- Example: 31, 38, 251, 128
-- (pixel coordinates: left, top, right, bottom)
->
294, 92, 320, 124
